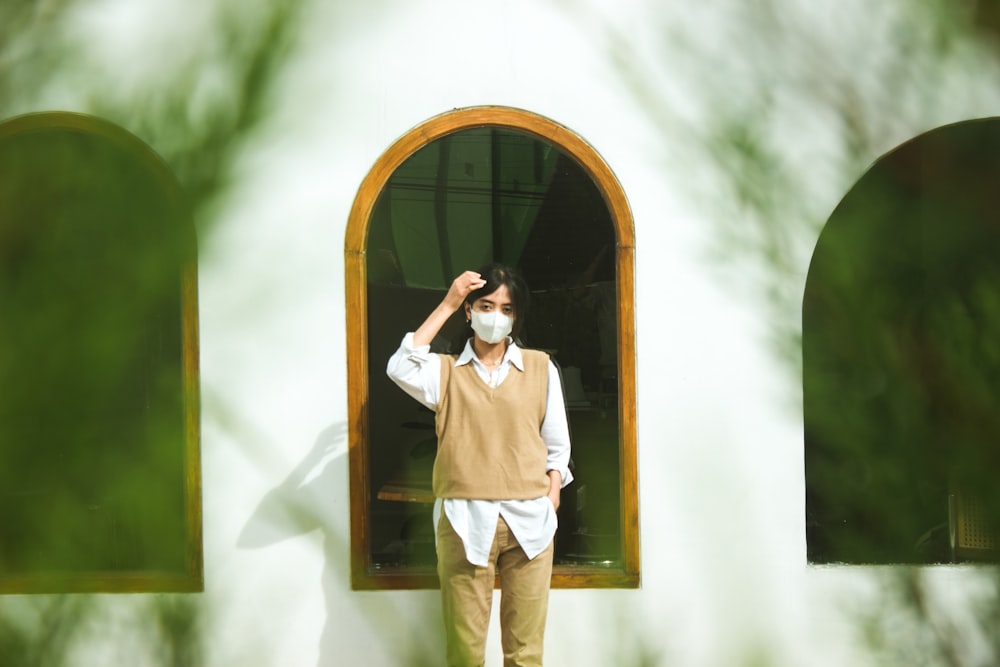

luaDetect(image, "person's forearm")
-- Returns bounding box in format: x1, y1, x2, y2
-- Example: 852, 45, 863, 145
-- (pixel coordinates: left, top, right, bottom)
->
547, 469, 562, 510
412, 300, 460, 348
413, 270, 486, 348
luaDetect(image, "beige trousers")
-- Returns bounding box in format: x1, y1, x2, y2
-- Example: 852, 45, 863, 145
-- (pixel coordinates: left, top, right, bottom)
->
436, 512, 554, 667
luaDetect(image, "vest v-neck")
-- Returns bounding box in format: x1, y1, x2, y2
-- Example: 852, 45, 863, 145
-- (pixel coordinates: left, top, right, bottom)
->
467, 361, 520, 396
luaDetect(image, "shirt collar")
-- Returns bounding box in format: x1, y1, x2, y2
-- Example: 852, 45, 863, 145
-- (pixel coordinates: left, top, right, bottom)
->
455, 337, 524, 371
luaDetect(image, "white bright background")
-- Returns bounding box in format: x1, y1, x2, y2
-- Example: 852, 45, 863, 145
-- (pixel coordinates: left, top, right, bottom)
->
8, 0, 1000, 665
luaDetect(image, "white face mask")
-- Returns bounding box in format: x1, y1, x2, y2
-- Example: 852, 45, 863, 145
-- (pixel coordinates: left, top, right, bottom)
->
470, 309, 513, 345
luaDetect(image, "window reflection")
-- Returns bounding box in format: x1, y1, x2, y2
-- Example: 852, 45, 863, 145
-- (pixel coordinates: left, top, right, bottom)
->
0, 112, 201, 593
366, 128, 620, 570
804, 118, 1000, 564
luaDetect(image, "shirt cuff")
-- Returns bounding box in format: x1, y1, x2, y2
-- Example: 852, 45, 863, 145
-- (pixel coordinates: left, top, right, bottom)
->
547, 465, 574, 488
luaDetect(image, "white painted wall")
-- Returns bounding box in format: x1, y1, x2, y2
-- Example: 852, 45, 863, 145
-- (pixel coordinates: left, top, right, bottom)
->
191, 3, 847, 665
8, 0, 1000, 665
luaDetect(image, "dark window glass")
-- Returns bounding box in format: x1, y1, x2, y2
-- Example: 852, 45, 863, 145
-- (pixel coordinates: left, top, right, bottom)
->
346, 107, 639, 589
0, 112, 201, 593
804, 118, 1000, 564
367, 128, 618, 569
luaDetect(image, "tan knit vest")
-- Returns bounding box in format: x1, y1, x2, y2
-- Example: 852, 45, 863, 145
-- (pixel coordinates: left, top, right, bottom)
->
433, 349, 550, 500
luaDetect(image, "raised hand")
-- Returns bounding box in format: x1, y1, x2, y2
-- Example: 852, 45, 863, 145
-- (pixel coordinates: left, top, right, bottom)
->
443, 270, 487, 311
413, 270, 487, 348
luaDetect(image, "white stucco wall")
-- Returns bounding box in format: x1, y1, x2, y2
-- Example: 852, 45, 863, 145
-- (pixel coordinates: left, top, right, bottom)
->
7, 0, 1000, 665
191, 3, 845, 665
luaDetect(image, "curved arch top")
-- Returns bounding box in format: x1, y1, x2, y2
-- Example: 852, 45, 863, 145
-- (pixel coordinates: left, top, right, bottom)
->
345, 105, 639, 589
345, 106, 635, 256
0, 111, 189, 212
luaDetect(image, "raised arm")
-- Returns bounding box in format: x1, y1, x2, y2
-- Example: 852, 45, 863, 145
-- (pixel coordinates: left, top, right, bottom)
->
412, 270, 486, 348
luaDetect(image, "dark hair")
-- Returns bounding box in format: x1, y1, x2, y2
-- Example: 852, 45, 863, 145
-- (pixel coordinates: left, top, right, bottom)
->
464, 263, 530, 340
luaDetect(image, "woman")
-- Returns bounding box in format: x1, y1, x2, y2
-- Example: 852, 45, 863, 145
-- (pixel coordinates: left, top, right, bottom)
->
386, 264, 572, 667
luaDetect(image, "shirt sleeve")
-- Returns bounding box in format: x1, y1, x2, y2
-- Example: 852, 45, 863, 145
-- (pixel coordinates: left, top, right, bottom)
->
385, 332, 442, 411
542, 360, 574, 488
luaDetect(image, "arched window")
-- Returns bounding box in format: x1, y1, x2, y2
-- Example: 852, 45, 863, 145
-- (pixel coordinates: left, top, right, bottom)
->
345, 107, 638, 589
804, 118, 1000, 564
0, 111, 201, 592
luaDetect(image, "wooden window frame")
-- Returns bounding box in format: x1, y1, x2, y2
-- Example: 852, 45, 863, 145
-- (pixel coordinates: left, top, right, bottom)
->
0, 111, 202, 594
345, 106, 638, 589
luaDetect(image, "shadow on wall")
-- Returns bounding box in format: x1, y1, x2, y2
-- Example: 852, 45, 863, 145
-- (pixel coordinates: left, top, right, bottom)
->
237, 422, 442, 666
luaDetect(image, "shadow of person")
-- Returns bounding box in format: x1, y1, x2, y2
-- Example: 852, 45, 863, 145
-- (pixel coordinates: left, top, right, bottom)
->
238, 422, 347, 550
238, 421, 442, 666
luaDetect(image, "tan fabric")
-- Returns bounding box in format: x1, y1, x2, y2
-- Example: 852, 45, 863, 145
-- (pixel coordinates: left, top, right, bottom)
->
433, 349, 550, 500
437, 512, 554, 667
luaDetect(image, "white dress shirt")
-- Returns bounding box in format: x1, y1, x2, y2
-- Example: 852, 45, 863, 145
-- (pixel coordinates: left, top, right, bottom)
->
386, 333, 573, 566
